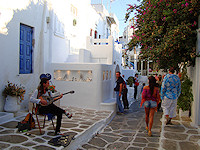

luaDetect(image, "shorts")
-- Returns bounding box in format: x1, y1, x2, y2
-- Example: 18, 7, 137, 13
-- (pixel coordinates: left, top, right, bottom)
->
144, 100, 157, 108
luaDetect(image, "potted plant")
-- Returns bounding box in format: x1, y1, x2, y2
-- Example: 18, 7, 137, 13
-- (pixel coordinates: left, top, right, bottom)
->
177, 67, 193, 117
2, 81, 25, 112
127, 76, 134, 87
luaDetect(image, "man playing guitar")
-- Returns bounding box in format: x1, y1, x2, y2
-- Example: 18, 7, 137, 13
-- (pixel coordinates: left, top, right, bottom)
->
30, 74, 72, 135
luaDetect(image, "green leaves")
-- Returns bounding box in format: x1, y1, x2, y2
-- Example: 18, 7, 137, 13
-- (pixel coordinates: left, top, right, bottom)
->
126, 0, 200, 69
177, 66, 193, 111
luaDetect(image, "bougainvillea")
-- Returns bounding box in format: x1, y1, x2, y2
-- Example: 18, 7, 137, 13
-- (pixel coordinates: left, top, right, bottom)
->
125, 0, 200, 69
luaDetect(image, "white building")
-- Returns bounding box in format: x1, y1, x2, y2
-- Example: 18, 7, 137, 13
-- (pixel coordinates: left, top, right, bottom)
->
0, 0, 122, 112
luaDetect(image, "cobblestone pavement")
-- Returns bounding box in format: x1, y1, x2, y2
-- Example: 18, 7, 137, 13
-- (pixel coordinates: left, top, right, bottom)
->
79, 101, 163, 150
0, 101, 199, 150
78, 101, 200, 150
160, 115, 200, 150
0, 106, 113, 150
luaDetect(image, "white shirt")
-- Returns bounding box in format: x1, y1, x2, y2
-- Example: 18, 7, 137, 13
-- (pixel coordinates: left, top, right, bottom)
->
30, 89, 52, 104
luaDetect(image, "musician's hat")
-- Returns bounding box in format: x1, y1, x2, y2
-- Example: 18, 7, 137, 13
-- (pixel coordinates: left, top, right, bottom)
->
40, 73, 51, 80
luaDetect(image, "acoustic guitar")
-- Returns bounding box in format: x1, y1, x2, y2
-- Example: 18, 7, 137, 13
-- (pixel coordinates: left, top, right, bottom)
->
40, 91, 75, 106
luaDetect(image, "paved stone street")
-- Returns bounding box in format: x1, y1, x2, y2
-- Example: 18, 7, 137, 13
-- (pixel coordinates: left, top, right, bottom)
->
0, 106, 113, 150
160, 115, 200, 150
78, 101, 163, 150
79, 101, 200, 150
0, 101, 199, 150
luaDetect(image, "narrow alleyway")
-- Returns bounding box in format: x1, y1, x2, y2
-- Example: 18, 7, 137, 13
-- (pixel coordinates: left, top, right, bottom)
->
0, 101, 199, 150
78, 101, 163, 150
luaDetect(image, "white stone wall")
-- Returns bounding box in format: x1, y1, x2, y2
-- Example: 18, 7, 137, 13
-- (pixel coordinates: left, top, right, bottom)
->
0, 0, 121, 112
0, 1, 49, 111
187, 25, 200, 126
51, 63, 114, 110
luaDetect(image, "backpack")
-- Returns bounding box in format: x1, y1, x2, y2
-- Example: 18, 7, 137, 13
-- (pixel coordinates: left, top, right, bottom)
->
17, 113, 35, 132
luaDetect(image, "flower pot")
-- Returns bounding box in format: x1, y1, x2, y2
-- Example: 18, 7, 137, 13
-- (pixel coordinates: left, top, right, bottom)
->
179, 109, 189, 118
4, 96, 20, 113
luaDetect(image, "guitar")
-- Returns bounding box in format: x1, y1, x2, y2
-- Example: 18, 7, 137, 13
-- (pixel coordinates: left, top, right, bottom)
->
40, 90, 75, 106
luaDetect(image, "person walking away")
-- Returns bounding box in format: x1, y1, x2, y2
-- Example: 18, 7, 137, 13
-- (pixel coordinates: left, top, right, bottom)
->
141, 83, 145, 94
122, 80, 129, 109
155, 73, 159, 81
156, 75, 162, 111
30, 74, 72, 135
141, 76, 160, 136
114, 72, 124, 114
161, 67, 181, 125
134, 73, 139, 101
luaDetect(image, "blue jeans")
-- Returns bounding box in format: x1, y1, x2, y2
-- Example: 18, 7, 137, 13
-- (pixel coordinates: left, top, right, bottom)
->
116, 91, 124, 113
144, 100, 157, 108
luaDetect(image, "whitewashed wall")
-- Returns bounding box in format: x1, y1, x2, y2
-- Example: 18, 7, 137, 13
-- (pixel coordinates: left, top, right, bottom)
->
187, 27, 200, 126
0, 1, 50, 111
51, 63, 114, 110
0, 0, 121, 112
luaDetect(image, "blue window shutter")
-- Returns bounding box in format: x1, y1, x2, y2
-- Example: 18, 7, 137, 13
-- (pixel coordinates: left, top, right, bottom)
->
19, 24, 33, 74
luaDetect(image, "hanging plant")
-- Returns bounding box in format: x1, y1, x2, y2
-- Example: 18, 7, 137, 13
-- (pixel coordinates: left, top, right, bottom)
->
177, 66, 193, 112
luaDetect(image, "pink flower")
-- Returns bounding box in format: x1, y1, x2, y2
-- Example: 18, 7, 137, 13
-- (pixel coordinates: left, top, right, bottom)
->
181, 4, 184, 7
193, 21, 197, 26
166, 4, 169, 6
143, 11, 146, 15
142, 33, 145, 36
173, 9, 177, 13
162, 17, 166, 21
153, 20, 155, 23
154, 6, 156, 8
141, 43, 143, 46
143, 20, 144, 22
185, 2, 189, 7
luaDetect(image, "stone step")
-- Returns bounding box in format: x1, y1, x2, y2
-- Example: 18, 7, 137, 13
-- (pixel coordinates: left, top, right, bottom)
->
100, 98, 116, 112
0, 112, 14, 124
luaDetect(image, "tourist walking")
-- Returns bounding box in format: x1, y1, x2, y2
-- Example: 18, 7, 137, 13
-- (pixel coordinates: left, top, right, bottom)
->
161, 67, 181, 125
114, 71, 124, 114
122, 80, 129, 109
134, 73, 139, 100
141, 76, 160, 136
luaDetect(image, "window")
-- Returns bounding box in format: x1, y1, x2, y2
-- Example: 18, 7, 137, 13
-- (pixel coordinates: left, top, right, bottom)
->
19, 24, 33, 74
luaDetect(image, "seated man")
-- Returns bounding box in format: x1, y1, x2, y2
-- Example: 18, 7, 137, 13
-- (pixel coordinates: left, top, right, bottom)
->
30, 74, 72, 135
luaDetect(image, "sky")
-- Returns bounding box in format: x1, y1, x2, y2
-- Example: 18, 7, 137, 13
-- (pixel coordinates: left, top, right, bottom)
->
103, 0, 140, 36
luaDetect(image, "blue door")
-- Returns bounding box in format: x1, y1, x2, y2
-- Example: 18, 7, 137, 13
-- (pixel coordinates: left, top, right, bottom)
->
19, 24, 33, 74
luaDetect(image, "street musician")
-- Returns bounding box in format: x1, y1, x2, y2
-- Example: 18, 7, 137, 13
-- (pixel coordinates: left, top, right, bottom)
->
30, 74, 72, 135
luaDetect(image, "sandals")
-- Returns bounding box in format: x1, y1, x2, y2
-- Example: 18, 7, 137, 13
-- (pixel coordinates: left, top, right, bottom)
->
148, 131, 152, 137
146, 126, 148, 131
65, 112, 72, 119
